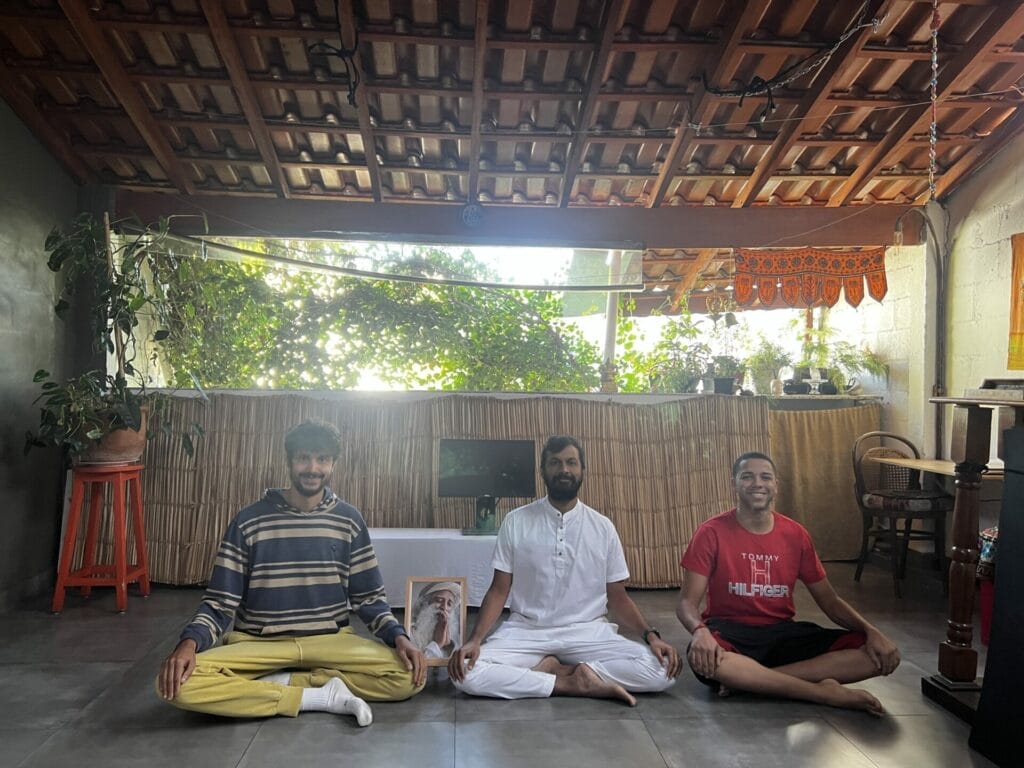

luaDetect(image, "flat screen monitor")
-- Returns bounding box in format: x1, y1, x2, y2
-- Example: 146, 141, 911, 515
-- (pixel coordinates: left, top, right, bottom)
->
438, 439, 536, 498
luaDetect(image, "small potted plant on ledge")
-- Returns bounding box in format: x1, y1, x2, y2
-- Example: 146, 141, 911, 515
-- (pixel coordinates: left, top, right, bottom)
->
25, 212, 204, 463
796, 312, 888, 394
744, 336, 794, 395
705, 354, 744, 395
649, 340, 713, 394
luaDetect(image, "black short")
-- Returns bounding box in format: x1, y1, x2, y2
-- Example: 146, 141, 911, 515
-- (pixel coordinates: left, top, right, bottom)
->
688, 618, 865, 687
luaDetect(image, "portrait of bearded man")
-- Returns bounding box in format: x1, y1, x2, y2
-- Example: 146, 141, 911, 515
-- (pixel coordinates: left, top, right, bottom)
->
409, 581, 463, 660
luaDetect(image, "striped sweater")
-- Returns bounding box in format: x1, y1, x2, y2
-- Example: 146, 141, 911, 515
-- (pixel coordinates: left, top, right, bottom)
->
180, 488, 405, 652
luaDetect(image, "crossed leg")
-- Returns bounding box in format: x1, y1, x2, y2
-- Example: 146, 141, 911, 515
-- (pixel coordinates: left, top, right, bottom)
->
455, 622, 670, 703
533, 655, 636, 706
708, 648, 884, 716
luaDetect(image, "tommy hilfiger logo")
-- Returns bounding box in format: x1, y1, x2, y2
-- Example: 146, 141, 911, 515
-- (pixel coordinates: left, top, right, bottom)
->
727, 553, 789, 598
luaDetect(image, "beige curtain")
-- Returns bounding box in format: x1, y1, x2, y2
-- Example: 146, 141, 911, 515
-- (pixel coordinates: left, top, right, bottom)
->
768, 404, 881, 560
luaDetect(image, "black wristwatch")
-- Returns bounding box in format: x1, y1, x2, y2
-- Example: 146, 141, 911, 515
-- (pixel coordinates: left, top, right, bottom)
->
642, 627, 661, 645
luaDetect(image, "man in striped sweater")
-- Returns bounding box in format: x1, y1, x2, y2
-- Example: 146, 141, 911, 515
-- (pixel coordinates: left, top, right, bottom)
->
156, 421, 425, 725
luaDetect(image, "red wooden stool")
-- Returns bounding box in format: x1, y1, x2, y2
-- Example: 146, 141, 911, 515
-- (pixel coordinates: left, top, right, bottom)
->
52, 462, 151, 613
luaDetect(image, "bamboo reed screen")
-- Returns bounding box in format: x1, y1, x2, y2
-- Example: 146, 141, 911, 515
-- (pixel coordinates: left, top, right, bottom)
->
70, 394, 875, 588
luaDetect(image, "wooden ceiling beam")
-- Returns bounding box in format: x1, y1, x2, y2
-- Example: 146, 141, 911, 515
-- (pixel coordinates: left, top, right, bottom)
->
30, 56, 1000, 111
55, 101, 981, 149
338, 2, 383, 202
57, 0, 195, 194
466, 0, 488, 204
558, 0, 629, 207
648, 1, 772, 208
732, 0, 893, 209
199, 0, 289, 199
116, 191, 921, 249
671, 248, 720, 310
829, 2, 1024, 207
0, 58, 92, 183
915, 107, 1024, 203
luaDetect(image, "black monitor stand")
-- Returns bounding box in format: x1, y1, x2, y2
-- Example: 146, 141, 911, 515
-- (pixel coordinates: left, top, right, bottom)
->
461, 494, 498, 535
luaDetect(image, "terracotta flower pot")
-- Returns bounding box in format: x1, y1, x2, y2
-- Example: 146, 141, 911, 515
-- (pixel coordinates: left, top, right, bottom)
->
76, 407, 149, 464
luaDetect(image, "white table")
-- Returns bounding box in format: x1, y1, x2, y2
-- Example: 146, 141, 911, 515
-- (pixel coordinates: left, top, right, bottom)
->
369, 528, 498, 607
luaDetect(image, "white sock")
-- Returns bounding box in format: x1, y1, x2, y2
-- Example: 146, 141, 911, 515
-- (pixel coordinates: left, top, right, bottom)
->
299, 677, 373, 726
256, 671, 292, 685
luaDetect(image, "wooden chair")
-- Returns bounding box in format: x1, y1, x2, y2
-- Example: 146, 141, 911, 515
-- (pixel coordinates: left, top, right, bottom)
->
852, 431, 953, 597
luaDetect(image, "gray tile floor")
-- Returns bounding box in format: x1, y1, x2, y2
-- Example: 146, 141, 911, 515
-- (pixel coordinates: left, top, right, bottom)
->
0, 562, 998, 768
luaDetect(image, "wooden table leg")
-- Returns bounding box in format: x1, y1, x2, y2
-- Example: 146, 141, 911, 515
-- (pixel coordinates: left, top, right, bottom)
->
938, 404, 991, 684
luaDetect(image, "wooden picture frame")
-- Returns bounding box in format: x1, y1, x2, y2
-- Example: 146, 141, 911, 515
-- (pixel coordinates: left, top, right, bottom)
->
404, 576, 468, 666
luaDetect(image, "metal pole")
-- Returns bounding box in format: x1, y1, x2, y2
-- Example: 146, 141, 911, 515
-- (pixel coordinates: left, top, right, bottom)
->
600, 250, 622, 392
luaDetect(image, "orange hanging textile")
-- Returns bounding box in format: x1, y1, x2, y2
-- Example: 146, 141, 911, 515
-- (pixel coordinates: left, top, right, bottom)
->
733, 247, 888, 308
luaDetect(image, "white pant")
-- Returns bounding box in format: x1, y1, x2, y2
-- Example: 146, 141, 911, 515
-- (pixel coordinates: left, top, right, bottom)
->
453, 620, 675, 699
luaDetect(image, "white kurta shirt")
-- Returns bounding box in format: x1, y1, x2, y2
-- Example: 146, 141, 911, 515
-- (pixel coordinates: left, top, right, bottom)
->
492, 496, 630, 628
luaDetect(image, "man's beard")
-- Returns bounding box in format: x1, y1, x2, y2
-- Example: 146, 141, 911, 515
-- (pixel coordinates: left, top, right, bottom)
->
544, 473, 582, 502
291, 469, 327, 498
411, 607, 458, 651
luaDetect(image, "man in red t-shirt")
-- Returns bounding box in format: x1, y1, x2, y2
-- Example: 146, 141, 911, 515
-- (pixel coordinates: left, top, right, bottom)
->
676, 452, 899, 715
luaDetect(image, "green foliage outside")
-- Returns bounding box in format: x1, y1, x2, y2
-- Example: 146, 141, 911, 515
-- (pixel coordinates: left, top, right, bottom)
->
795, 308, 888, 388
744, 336, 794, 394
152, 240, 601, 392
139, 240, 886, 397
615, 304, 710, 394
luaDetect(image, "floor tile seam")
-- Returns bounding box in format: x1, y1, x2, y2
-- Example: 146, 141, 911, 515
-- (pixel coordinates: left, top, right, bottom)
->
822, 711, 960, 727
451, 704, 459, 768
452, 713, 649, 727
230, 719, 266, 768
11, 728, 62, 768
452, 705, 647, 723
818, 713, 887, 768
636, 711, 845, 722
0, 655, 147, 665
64, 659, 158, 727
361, 714, 457, 724
637, 718, 679, 768
0, 659, 127, 670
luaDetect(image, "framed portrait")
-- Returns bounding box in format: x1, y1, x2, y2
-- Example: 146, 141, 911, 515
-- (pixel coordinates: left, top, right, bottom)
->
404, 576, 467, 666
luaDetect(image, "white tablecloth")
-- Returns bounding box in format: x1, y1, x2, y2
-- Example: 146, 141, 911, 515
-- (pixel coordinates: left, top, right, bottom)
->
368, 528, 498, 607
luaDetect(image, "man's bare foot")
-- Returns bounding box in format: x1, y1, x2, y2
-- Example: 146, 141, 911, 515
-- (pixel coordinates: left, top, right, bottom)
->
553, 663, 637, 706
532, 655, 574, 676
817, 679, 884, 717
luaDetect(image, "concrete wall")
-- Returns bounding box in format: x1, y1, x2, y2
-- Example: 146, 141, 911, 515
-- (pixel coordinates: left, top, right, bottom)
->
0, 102, 78, 609
944, 134, 1024, 421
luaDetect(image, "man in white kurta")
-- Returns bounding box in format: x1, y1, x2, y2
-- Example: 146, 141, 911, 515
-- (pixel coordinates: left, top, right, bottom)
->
448, 436, 680, 704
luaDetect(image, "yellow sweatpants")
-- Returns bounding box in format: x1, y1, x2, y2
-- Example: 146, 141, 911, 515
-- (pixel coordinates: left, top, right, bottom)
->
159, 627, 423, 718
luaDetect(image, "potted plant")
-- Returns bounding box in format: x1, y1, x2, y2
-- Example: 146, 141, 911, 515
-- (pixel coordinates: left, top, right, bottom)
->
24, 212, 204, 462
704, 354, 744, 394
796, 311, 888, 392
744, 336, 794, 395
650, 341, 713, 393
821, 340, 888, 391
640, 314, 713, 394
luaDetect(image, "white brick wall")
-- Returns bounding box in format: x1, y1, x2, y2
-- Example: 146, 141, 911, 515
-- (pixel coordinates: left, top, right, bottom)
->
943, 132, 1024, 456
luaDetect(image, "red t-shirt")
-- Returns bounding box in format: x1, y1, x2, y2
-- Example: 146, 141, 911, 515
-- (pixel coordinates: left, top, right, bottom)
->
680, 509, 827, 625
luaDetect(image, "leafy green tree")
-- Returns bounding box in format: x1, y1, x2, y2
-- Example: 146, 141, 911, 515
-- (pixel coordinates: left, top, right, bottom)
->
614, 300, 711, 394
152, 241, 601, 392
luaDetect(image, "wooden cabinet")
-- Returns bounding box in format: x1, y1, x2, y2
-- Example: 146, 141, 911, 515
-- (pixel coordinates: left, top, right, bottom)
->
969, 425, 1024, 766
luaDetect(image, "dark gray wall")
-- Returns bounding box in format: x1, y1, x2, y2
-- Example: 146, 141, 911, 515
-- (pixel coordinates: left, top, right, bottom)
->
0, 101, 79, 609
